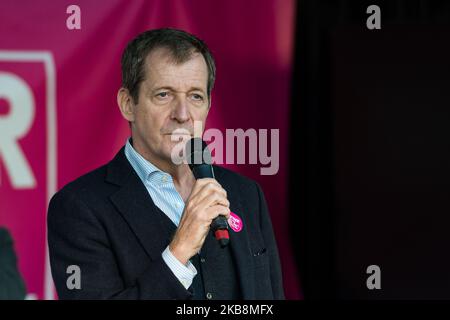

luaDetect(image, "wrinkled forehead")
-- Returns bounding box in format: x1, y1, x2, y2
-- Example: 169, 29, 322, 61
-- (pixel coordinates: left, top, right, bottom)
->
142, 47, 209, 92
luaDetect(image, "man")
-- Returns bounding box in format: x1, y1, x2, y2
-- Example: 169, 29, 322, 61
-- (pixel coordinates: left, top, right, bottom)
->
0, 227, 26, 299
48, 28, 284, 299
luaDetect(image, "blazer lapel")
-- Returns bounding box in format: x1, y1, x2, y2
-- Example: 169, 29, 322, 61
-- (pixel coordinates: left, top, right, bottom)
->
106, 148, 172, 261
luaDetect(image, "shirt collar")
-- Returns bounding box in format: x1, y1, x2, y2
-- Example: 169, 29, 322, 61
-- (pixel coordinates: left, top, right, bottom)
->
124, 138, 171, 185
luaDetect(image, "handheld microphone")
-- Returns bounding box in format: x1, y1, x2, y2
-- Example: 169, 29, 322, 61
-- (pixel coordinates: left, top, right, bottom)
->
185, 138, 230, 247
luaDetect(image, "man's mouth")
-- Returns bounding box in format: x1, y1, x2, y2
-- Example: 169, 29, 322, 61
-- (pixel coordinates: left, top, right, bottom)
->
164, 133, 192, 137
164, 132, 192, 142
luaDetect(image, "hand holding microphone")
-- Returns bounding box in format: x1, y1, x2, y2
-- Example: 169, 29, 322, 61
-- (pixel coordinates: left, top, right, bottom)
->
169, 138, 230, 265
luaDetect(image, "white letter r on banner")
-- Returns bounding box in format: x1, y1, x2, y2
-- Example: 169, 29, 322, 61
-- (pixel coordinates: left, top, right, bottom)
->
0, 72, 36, 189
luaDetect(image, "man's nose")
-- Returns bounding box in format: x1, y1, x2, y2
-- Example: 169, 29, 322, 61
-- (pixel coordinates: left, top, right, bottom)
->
171, 97, 190, 123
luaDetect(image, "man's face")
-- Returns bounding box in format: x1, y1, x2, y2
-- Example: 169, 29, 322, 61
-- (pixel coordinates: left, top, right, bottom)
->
127, 47, 210, 164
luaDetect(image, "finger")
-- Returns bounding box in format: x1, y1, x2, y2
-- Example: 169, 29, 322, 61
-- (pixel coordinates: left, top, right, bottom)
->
205, 205, 231, 222
196, 188, 229, 209
188, 182, 227, 207
198, 181, 227, 198
187, 178, 221, 200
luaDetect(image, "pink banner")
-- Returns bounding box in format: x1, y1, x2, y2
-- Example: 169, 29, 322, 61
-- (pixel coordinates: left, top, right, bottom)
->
0, 0, 300, 299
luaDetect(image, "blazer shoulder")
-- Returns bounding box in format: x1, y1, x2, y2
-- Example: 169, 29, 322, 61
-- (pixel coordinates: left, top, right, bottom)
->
0, 227, 12, 246
212, 165, 260, 196
50, 164, 109, 206
213, 165, 255, 184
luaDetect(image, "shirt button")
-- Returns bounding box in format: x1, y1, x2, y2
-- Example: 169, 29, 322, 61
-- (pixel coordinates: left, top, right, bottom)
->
200, 258, 206, 263
206, 292, 213, 300
162, 176, 168, 183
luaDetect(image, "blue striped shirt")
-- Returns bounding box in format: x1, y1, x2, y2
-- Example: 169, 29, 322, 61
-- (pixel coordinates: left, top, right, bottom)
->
124, 138, 197, 289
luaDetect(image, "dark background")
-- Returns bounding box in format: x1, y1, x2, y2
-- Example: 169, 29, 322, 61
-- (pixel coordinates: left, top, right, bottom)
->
290, 0, 450, 299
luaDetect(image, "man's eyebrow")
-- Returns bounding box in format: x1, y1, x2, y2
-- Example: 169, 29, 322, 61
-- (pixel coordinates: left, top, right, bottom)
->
150, 86, 206, 93
151, 86, 176, 92
188, 87, 207, 93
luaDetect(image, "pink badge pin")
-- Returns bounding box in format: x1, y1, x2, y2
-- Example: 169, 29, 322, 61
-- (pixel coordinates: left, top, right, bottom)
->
228, 212, 243, 232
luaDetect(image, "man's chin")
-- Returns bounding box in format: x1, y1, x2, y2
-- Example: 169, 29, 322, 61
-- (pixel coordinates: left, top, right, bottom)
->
161, 140, 189, 165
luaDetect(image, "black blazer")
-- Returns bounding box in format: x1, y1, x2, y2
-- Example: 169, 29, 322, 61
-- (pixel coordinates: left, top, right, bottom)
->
47, 147, 284, 299
0, 228, 26, 300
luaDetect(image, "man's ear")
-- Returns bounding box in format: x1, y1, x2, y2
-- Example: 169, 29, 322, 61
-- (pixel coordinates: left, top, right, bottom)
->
117, 88, 135, 122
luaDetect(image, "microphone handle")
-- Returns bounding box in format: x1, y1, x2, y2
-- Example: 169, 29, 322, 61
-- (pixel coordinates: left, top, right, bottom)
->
192, 164, 230, 247
191, 163, 215, 180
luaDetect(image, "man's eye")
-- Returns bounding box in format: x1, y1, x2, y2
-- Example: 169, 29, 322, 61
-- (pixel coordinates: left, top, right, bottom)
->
192, 94, 204, 101
156, 92, 169, 98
